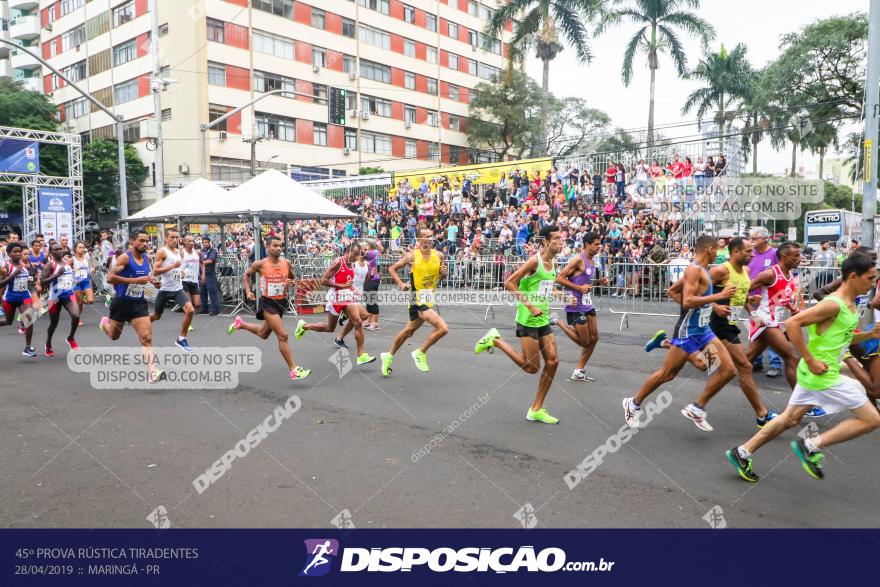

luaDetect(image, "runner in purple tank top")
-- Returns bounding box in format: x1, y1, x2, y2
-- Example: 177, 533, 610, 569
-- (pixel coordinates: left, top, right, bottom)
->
553, 232, 608, 381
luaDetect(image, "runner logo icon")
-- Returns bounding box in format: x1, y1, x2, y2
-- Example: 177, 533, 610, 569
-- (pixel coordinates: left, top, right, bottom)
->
300, 539, 339, 577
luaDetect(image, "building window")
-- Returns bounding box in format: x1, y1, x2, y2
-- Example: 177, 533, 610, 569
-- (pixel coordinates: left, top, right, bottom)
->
359, 0, 390, 15
67, 98, 89, 119
159, 23, 169, 36
360, 131, 392, 155
88, 50, 112, 76
404, 105, 416, 123
252, 0, 294, 18
478, 62, 500, 80
345, 92, 357, 110
426, 14, 436, 32
426, 78, 437, 95
467, 58, 477, 76
112, 38, 137, 66
427, 47, 437, 64
253, 30, 294, 59
360, 60, 391, 84
113, 79, 139, 105
404, 39, 415, 58
254, 70, 295, 93
446, 84, 459, 101
427, 110, 438, 127
112, 1, 135, 27
343, 55, 356, 74
468, 29, 478, 46
313, 84, 328, 105
449, 144, 460, 164
342, 18, 355, 38
427, 142, 439, 159
404, 71, 415, 90
208, 104, 229, 132
311, 8, 326, 29
360, 25, 390, 50
255, 112, 296, 142
122, 121, 141, 143
448, 22, 458, 39
361, 95, 391, 117
313, 123, 328, 146
62, 26, 86, 52
479, 33, 501, 54
63, 60, 87, 83
403, 5, 415, 24
60, 0, 85, 17
405, 139, 417, 158
448, 53, 458, 70
207, 18, 225, 43
312, 48, 326, 68
207, 62, 226, 86
448, 115, 461, 132
345, 128, 357, 150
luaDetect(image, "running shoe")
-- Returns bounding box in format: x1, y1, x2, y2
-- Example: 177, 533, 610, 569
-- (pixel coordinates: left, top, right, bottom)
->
44, 344, 55, 357
474, 328, 500, 354
756, 410, 778, 429
290, 366, 312, 380
99, 316, 110, 334
622, 397, 641, 429
333, 337, 348, 349
78, 320, 84, 327
227, 316, 243, 335
18, 327, 26, 335
411, 349, 429, 372
149, 369, 166, 384
645, 330, 667, 352
791, 438, 824, 480
548, 313, 560, 326
765, 367, 782, 378
357, 353, 376, 365
806, 406, 827, 418
526, 407, 559, 424
188, 325, 194, 333
294, 319, 306, 340
175, 338, 193, 353
380, 352, 393, 377
570, 369, 595, 382
726, 447, 759, 483
22, 346, 36, 358
66, 337, 79, 351
681, 403, 713, 432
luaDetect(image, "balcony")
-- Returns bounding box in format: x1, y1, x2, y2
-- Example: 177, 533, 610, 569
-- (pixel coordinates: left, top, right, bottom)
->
0, 59, 11, 79
0, 26, 9, 57
16, 75, 40, 92
10, 15, 39, 40
10, 48, 39, 71
8, 1, 40, 11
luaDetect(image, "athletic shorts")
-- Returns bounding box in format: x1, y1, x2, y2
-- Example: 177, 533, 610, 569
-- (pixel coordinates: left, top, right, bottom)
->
153, 289, 190, 317
854, 324, 880, 359
2, 296, 31, 316
710, 320, 741, 345
516, 323, 553, 339
789, 375, 868, 415
566, 310, 596, 325
182, 281, 199, 296
670, 331, 716, 355
256, 296, 286, 321
48, 293, 75, 313
109, 298, 149, 323
408, 304, 438, 322
73, 278, 91, 292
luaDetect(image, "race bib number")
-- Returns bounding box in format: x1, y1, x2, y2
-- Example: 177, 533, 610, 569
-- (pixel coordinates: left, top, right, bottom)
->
12, 274, 29, 292
125, 283, 144, 298
538, 280, 555, 299
75, 268, 88, 281
416, 289, 435, 305
266, 282, 285, 298
168, 269, 182, 284
582, 293, 593, 307
728, 306, 743, 324
184, 267, 198, 282
57, 275, 74, 291
856, 295, 868, 317
335, 288, 355, 304
698, 305, 712, 327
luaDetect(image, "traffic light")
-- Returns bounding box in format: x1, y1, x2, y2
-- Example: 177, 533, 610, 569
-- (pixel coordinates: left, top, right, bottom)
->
329, 87, 346, 126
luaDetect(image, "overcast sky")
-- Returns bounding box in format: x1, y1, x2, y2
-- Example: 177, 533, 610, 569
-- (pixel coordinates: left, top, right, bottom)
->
525, 0, 868, 175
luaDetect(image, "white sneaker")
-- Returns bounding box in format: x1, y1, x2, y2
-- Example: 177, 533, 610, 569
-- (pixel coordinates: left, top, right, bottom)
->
570, 369, 595, 382
681, 403, 713, 432
548, 312, 560, 326
623, 397, 642, 429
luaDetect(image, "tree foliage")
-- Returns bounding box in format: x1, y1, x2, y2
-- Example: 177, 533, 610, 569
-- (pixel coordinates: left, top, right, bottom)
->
82, 140, 149, 212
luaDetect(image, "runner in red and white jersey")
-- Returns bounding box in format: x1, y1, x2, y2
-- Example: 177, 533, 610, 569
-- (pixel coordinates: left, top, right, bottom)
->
746, 242, 802, 388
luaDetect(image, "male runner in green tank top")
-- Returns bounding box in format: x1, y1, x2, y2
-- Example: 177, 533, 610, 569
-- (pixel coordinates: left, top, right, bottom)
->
727, 252, 880, 482
474, 225, 564, 424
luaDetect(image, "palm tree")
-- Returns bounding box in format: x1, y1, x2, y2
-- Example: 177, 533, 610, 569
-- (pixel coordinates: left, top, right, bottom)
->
599, 0, 715, 156
681, 44, 755, 157
485, 0, 603, 155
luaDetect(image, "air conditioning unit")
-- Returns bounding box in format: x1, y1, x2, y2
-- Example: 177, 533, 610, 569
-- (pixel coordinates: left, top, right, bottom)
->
361, 111, 370, 120
178, 163, 190, 175
404, 120, 412, 129
45, 23, 53, 32
218, 130, 228, 141
471, 44, 478, 52
348, 72, 357, 81
312, 64, 321, 74
343, 147, 351, 155
350, 109, 359, 118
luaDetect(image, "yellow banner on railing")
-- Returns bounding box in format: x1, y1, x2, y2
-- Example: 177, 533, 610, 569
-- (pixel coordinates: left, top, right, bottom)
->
390, 157, 552, 193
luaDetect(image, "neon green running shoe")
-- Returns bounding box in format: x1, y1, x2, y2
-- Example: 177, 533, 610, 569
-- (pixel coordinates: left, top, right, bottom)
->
290, 366, 312, 380
188, 324, 194, 332
475, 328, 500, 354
526, 407, 559, 425
380, 352, 393, 377
791, 438, 824, 480
294, 319, 306, 340
411, 349, 429, 372
357, 353, 376, 365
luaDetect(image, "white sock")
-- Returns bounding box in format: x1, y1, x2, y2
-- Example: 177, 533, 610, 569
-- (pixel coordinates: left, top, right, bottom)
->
630, 399, 640, 411
737, 446, 751, 459
804, 437, 820, 453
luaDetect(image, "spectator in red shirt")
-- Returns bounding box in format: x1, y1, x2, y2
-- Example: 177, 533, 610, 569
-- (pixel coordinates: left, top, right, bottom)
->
606, 163, 617, 198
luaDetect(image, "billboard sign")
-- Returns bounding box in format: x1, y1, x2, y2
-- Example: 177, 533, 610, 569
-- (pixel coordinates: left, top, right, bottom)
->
0, 139, 40, 174
39, 188, 73, 244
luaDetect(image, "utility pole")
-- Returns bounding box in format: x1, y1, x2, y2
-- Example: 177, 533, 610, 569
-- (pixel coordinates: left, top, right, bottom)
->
244, 135, 265, 178
149, 0, 164, 199
862, 0, 880, 248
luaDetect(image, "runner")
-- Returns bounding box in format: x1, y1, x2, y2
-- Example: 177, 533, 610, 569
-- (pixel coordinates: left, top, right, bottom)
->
0, 241, 37, 356
727, 252, 880, 482
149, 228, 195, 352
623, 235, 737, 432
41, 243, 81, 356
552, 231, 608, 381
363, 240, 383, 330
227, 236, 311, 381
99, 230, 165, 383
180, 235, 203, 329
294, 243, 375, 367
335, 242, 371, 348
72, 241, 94, 326
27, 239, 47, 317
474, 225, 564, 425
380, 228, 449, 376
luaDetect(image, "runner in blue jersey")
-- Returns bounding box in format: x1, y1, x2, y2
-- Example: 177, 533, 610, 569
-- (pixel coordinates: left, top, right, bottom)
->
40, 243, 80, 357
0, 241, 37, 356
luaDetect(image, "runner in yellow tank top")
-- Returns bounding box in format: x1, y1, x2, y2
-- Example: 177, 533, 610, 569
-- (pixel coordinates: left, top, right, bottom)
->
381, 228, 449, 376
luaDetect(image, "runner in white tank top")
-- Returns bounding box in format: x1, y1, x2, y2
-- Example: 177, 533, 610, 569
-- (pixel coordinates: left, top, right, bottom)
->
72, 241, 94, 326
149, 228, 196, 351
180, 235, 203, 318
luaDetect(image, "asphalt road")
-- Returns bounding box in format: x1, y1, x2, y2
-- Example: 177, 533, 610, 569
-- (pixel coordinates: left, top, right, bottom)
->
1, 300, 878, 529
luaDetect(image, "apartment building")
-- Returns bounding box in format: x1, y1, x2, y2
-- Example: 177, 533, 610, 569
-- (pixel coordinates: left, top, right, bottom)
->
1, 0, 43, 91
30, 0, 512, 210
